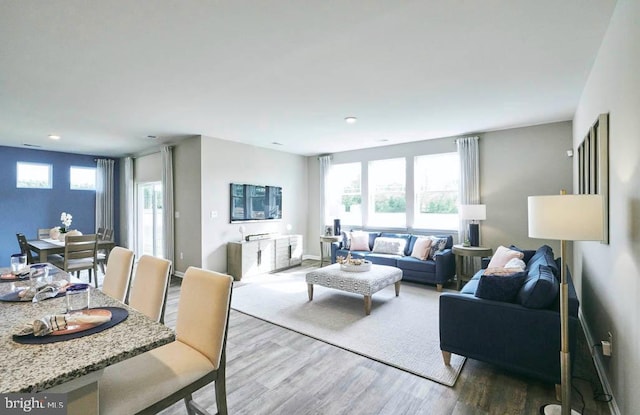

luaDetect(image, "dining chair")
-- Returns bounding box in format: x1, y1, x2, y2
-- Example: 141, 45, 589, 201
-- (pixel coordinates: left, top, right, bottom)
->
100, 246, 135, 303
99, 267, 234, 415
37, 228, 50, 240
97, 228, 114, 274
51, 234, 98, 287
16, 233, 39, 264
127, 255, 172, 323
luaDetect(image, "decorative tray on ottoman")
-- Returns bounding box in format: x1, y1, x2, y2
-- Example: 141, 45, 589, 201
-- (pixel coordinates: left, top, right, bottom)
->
340, 260, 372, 272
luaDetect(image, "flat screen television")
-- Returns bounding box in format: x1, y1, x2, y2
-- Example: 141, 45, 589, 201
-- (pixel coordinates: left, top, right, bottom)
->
230, 183, 282, 223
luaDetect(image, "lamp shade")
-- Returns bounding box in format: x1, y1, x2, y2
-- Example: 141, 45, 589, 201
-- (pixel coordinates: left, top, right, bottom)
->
528, 194, 604, 241
459, 204, 486, 221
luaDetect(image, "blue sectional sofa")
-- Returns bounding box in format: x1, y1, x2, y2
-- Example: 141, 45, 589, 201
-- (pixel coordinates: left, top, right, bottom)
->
330, 232, 456, 291
439, 245, 579, 385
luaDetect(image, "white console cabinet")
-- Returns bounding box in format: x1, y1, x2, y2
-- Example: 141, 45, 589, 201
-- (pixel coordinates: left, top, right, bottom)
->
227, 234, 303, 280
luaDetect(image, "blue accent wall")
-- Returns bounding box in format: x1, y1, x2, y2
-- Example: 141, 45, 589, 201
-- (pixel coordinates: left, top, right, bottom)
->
0, 146, 120, 263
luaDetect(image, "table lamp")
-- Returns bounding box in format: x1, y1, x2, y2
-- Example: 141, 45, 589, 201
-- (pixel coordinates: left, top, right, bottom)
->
459, 204, 486, 246
528, 193, 603, 415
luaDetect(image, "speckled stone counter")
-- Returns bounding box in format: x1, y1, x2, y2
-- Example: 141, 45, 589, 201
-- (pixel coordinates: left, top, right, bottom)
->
0, 264, 175, 394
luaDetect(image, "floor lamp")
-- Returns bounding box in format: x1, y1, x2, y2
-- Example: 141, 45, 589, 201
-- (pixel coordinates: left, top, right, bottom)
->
528, 193, 603, 415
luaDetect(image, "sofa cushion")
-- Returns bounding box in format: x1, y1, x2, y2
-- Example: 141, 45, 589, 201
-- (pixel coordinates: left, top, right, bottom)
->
526, 245, 559, 276
475, 271, 527, 302
396, 256, 436, 273
349, 231, 371, 251
516, 264, 559, 309
365, 253, 399, 267
380, 233, 412, 256
487, 245, 524, 268
372, 237, 407, 256
410, 237, 433, 260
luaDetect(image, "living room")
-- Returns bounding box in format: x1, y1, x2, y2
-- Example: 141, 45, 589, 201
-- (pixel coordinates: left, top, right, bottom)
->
1, 1, 638, 414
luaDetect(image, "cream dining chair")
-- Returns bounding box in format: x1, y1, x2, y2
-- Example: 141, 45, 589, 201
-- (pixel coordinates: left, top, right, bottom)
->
99, 267, 234, 415
100, 246, 135, 302
127, 255, 172, 323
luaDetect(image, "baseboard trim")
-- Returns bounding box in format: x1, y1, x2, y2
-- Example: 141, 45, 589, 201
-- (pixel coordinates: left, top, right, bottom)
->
579, 310, 620, 415
303, 254, 320, 261
173, 271, 184, 278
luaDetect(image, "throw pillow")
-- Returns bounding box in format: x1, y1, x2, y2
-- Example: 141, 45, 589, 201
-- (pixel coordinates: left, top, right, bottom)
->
516, 264, 559, 309
484, 267, 525, 276
341, 231, 351, 250
410, 237, 433, 260
372, 237, 407, 255
504, 257, 526, 271
428, 236, 448, 260
349, 231, 370, 251
487, 245, 524, 268
475, 271, 527, 302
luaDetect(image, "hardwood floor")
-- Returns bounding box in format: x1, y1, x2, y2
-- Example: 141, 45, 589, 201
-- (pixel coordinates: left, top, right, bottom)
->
91, 262, 612, 415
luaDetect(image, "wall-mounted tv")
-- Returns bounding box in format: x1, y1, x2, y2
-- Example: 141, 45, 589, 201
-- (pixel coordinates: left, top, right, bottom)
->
230, 183, 282, 223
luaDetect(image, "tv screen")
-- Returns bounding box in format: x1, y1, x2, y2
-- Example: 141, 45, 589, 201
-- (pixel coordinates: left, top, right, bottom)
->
230, 183, 282, 222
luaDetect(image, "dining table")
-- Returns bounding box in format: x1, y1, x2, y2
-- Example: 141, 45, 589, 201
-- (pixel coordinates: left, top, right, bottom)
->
28, 237, 116, 263
0, 263, 175, 415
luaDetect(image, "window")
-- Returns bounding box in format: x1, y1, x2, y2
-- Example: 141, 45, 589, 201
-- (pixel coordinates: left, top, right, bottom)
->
327, 162, 362, 227
16, 162, 53, 189
70, 166, 96, 190
368, 158, 406, 228
414, 152, 460, 230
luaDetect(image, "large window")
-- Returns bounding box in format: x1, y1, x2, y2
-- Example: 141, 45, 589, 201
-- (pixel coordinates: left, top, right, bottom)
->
16, 162, 53, 189
70, 166, 96, 190
327, 162, 362, 227
414, 152, 460, 230
368, 158, 406, 228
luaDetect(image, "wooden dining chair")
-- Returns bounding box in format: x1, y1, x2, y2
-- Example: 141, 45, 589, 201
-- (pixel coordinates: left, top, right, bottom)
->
127, 255, 172, 323
51, 234, 98, 286
97, 228, 114, 274
99, 267, 233, 415
37, 228, 50, 240
16, 233, 39, 264
100, 247, 135, 303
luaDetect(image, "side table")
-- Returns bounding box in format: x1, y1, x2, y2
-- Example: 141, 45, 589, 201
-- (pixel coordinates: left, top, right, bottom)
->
452, 244, 493, 290
319, 235, 340, 267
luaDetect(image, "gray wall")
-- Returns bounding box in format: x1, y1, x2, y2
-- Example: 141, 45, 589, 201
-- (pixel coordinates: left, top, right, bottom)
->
306, 123, 573, 258
199, 136, 308, 272
173, 137, 202, 274
573, 1, 639, 413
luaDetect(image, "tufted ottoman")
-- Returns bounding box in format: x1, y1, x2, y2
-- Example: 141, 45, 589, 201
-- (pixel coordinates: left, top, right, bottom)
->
305, 263, 403, 315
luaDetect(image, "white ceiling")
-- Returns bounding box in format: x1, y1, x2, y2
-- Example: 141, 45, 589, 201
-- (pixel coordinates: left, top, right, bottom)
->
0, 1, 616, 157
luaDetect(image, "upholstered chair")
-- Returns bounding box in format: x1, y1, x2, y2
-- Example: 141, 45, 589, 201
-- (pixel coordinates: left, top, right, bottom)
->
127, 255, 172, 323
100, 246, 135, 302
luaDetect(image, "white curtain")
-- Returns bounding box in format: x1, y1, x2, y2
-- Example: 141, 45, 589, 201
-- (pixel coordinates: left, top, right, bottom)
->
457, 136, 480, 242
318, 155, 332, 235
123, 157, 135, 249
95, 159, 115, 234
161, 146, 175, 267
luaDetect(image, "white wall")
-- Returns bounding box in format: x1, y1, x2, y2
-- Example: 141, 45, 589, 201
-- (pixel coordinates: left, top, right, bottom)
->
199, 136, 308, 272
306, 123, 572, 257
573, 1, 640, 413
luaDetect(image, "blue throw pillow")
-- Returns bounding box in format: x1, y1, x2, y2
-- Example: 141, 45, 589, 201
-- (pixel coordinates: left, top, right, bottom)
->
516, 264, 560, 309
475, 271, 527, 302
526, 245, 559, 276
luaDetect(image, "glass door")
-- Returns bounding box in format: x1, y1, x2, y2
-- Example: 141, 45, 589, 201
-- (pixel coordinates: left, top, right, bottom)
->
137, 182, 164, 258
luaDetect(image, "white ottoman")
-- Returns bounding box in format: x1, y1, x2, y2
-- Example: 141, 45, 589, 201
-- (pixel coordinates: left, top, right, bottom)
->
305, 263, 403, 315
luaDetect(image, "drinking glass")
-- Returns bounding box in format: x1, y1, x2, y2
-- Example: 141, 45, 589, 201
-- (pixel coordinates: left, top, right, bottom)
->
66, 284, 91, 313
10, 253, 27, 273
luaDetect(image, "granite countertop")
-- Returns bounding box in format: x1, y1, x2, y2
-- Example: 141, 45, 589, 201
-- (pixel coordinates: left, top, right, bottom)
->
0, 264, 175, 393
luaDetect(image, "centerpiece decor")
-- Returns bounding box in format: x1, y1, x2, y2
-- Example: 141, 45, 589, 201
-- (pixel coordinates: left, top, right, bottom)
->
336, 253, 372, 272
56, 212, 73, 242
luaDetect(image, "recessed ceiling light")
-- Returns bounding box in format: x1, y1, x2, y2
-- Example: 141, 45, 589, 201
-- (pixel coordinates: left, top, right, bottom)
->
48, 134, 61, 140
146, 135, 157, 140
344, 117, 358, 124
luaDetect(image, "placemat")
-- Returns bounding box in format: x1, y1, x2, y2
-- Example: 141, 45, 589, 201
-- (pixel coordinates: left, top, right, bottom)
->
13, 307, 129, 344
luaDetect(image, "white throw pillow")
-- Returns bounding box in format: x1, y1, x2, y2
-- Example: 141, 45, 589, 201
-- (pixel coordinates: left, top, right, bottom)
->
372, 237, 407, 256
504, 257, 526, 271
349, 231, 370, 251
487, 246, 524, 268
410, 237, 433, 260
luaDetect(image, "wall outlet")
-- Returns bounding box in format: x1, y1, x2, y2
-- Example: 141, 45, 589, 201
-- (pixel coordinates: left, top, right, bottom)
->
602, 340, 612, 356
180, 252, 184, 260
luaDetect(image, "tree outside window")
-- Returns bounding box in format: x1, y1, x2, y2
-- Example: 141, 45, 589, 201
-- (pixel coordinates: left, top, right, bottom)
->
368, 158, 406, 228
414, 152, 460, 230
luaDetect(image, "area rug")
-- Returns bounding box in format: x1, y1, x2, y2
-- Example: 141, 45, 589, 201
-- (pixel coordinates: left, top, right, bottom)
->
231, 267, 466, 386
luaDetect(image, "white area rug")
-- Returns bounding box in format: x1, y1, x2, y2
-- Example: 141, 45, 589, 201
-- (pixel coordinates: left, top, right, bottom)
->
232, 267, 466, 386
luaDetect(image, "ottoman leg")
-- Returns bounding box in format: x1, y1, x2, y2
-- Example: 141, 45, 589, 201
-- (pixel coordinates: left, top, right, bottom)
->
394, 281, 400, 296
307, 283, 314, 301
364, 295, 372, 315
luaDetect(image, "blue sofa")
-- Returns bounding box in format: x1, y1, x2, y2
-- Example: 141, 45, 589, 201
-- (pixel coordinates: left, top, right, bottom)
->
439, 245, 579, 385
330, 232, 456, 291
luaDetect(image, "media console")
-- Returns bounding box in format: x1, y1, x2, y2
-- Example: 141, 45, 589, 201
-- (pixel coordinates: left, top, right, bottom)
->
227, 234, 303, 280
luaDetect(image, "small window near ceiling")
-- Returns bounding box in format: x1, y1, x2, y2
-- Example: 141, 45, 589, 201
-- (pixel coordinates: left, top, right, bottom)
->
16, 162, 53, 189
70, 166, 96, 190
